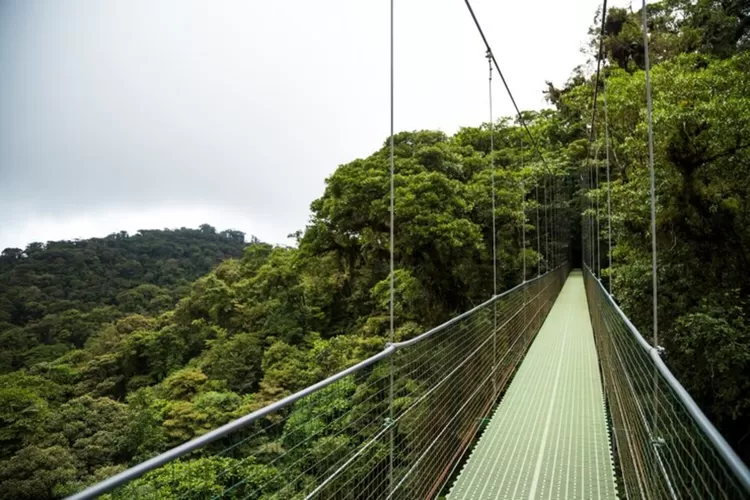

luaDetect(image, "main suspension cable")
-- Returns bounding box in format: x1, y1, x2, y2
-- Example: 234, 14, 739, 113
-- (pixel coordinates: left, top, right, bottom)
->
462, 0, 561, 278
462, 0, 551, 172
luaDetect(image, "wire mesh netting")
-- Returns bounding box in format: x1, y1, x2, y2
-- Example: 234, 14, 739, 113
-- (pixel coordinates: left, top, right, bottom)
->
386, 266, 567, 499
76, 267, 568, 500
584, 267, 750, 499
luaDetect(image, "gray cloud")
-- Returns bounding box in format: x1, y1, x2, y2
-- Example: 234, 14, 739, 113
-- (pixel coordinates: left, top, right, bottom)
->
0, 0, 624, 249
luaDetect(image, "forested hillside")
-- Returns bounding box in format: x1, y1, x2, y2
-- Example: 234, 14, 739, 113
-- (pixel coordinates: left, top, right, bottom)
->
0, 225, 247, 373
0, 0, 748, 497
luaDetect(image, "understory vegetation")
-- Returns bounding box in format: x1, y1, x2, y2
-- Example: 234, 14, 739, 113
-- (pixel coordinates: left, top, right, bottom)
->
0, 0, 748, 497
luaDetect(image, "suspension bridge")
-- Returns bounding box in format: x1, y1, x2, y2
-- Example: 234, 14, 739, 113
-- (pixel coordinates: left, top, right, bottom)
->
67, 0, 750, 498
66, 264, 750, 499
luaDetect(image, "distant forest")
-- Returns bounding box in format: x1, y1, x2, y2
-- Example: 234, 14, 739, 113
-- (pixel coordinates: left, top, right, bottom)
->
1, 0, 749, 497
0, 225, 247, 373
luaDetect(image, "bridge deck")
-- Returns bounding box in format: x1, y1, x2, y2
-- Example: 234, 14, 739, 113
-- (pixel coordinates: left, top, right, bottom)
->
447, 270, 617, 499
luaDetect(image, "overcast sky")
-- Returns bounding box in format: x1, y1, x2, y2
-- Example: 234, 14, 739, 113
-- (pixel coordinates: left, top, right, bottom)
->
0, 0, 637, 250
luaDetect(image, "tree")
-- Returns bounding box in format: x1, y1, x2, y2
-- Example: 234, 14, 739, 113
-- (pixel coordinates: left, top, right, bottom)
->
0, 445, 78, 500
200, 332, 263, 394
0, 226, 248, 375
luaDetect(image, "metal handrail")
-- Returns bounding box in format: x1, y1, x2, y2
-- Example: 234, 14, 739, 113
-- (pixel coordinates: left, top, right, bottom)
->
584, 266, 750, 493
67, 267, 561, 500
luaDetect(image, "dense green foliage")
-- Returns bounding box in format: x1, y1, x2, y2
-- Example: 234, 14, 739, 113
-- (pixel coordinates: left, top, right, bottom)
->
563, 0, 750, 463
0, 226, 247, 374
0, 127, 560, 497
1, 0, 748, 496
598, 52, 750, 445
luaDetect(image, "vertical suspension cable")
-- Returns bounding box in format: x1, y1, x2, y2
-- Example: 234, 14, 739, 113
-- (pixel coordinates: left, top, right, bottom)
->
520, 134, 527, 347
596, 138, 601, 279
550, 175, 555, 269
590, 144, 599, 276
388, 0, 395, 492
561, 180, 564, 265
641, 0, 658, 347
544, 178, 549, 273
588, 159, 593, 271
569, 176, 572, 263
487, 50, 497, 399
641, 0, 660, 437
552, 174, 560, 269
520, 134, 528, 364
604, 78, 613, 294
588, 161, 592, 270
553, 176, 557, 267
587, 0, 608, 277
556, 176, 560, 266
563, 176, 568, 264
579, 169, 589, 268
557, 178, 560, 268
593, 94, 600, 277
588, 156, 592, 272
564, 176, 569, 263
536, 183, 541, 277
550, 178, 558, 269
521, 136, 526, 282
555, 176, 559, 267
488, 52, 496, 296
588, 160, 599, 276
584, 163, 588, 270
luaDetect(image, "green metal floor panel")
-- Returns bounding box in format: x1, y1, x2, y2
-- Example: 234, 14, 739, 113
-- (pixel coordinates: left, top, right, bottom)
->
447, 270, 617, 499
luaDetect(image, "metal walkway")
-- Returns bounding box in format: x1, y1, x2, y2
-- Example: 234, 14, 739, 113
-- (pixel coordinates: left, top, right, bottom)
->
448, 270, 617, 499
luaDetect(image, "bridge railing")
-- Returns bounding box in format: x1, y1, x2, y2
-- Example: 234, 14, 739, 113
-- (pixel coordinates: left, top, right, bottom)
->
69, 265, 569, 500
583, 267, 750, 499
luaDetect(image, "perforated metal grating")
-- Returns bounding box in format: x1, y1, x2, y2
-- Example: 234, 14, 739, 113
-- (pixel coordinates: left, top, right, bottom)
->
448, 271, 617, 499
